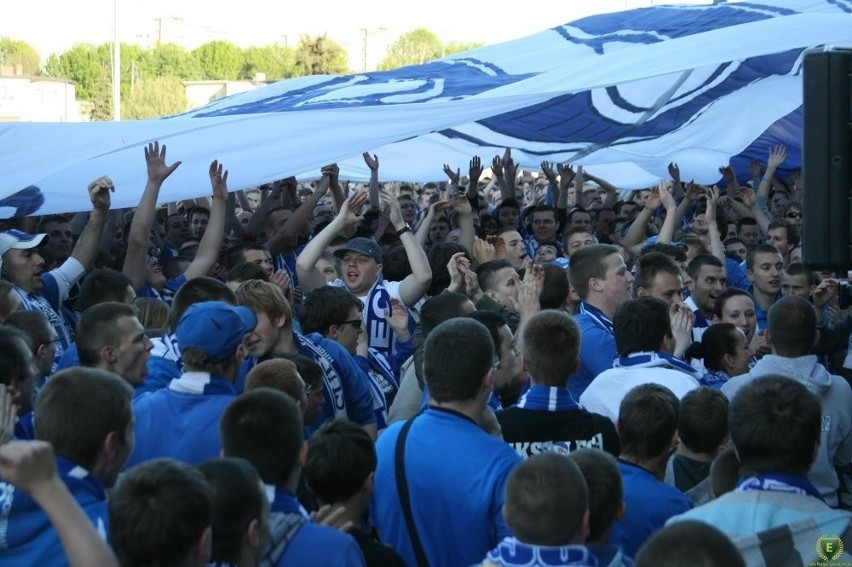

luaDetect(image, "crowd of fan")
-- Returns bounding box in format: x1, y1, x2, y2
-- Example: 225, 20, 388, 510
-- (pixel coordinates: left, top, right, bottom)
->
0, 141, 850, 566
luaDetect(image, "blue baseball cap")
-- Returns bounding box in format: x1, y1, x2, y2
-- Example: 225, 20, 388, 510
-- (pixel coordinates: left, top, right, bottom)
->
334, 237, 383, 263
176, 301, 257, 362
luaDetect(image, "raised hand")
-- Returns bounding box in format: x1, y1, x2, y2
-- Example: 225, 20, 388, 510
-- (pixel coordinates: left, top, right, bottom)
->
658, 179, 677, 211
667, 162, 681, 183
88, 175, 114, 212
767, 145, 787, 169
442, 164, 460, 186
380, 187, 405, 229
557, 163, 576, 189
362, 152, 379, 172
748, 159, 762, 179
144, 141, 181, 184
541, 161, 558, 184
684, 181, 702, 202
473, 237, 496, 265
468, 156, 483, 188
491, 155, 504, 179
737, 186, 757, 208
209, 160, 229, 201
339, 191, 369, 228
384, 298, 411, 336
644, 186, 661, 211
269, 269, 292, 295
320, 163, 339, 183
705, 185, 720, 218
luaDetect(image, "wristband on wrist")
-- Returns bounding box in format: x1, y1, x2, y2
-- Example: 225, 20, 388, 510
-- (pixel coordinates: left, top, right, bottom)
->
395, 226, 411, 237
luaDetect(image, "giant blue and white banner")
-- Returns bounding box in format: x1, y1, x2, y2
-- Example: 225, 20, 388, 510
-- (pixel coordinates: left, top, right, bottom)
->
1, 0, 851, 217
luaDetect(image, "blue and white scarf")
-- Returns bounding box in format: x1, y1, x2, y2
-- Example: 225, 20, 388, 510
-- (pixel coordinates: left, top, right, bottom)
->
168, 371, 236, 395
14, 287, 69, 370
736, 473, 824, 502
516, 386, 579, 412
578, 302, 613, 335
699, 369, 730, 389
613, 351, 702, 380
151, 331, 183, 370
295, 332, 348, 420
362, 276, 394, 360
483, 538, 599, 567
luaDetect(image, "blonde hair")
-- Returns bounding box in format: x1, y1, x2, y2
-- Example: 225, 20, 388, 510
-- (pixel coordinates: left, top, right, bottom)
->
234, 279, 291, 324
245, 359, 304, 403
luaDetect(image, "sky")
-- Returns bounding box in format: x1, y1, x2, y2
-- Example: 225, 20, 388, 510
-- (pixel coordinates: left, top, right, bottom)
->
1, 0, 674, 67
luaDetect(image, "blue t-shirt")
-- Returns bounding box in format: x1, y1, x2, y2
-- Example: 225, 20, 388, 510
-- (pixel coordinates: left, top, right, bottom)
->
568, 302, 617, 400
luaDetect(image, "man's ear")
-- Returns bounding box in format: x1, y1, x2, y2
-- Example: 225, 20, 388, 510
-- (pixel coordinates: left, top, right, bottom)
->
327, 325, 340, 341
196, 525, 212, 565
361, 471, 374, 497
35, 343, 48, 364
102, 345, 118, 364
297, 441, 308, 468
376, 263, 383, 276
246, 518, 261, 548
764, 330, 774, 347
812, 329, 821, 348
635, 286, 648, 298
589, 277, 603, 294
274, 315, 288, 330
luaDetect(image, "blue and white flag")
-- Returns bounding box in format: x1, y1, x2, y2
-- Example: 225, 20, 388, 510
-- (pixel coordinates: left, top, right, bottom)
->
1, 0, 851, 217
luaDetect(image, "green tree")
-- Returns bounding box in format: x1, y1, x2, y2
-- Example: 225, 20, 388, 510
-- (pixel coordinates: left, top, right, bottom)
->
293, 35, 348, 76
444, 41, 483, 56
241, 44, 296, 80
43, 43, 111, 100
193, 40, 243, 80
148, 43, 201, 80
379, 28, 443, 70
90, 67, 114, 121
0, 37, 41, 75
123, 76, 188, 119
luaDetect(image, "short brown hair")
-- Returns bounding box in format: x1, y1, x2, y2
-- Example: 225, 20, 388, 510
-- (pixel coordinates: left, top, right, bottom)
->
245, 358, 304, 402
522, 310, 580, 386
568, 244, 619, 299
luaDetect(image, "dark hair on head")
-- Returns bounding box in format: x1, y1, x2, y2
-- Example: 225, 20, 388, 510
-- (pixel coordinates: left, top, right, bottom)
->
166, 277, 236, 332
783, 262, 818, 286
223, 243, 268, 271
712, 288, 755, 320
684, 323, 742, 372
163, 255, 191, 280
633, 252, 682, 295
427, 242, 470, 296
424, 318, 494, 403
279, 353, 323, 391
381, 242, 413, 283
729, 375, 821, 476
687, 254, 724, 282
464, 310, 506, 358
767, 218, 800, 248
618, 383, 679, 460
746, 243, 782, 272
568, 449, 623, 544
539, 264, 569, 310
298, 286, 363, 336
110, 458, 213, 567
504, 453, 588, 546
419, 292, 472, 338
188, 205, 210, 220
0, 325, 33, 386
477, 259, 515, 293
634, 520, 745, 567
76, 302, 139, 367
35, 367, 133, 476
197, 458, 265, 566
522, 310, 580, 386
305, 419, 377, 505
678, 387, 729, 454
220, 388, 303, 486
767, 295, 817, 356
36, 214, 69, 233
78, 268, 133, 311
709, 445, 740, 499
4, 310, 51, 351
568, 244, 620, 299
566, 206, 590, 225
613, 297, 671, 357
737, 216, 758, 230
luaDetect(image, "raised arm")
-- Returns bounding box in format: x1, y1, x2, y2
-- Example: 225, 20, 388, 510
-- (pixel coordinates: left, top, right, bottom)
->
296, 191, 369, 293
267, 174, 331, 257
622, 187, 660, 250
451, 194, 475, 256
363, 152, 380, 210
0, 441, 119, 567
182, 161, 228, 280
124, 142, 181, 292
322, 163, 346, 213
704, 186, 726, 263
384, 187, 432, 305
71, 176, 114, 271
757, 145, 787, 201
656, 180, 679, 244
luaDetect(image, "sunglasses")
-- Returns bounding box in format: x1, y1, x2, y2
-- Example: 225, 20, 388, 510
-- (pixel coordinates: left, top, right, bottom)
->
786, 212, 802, 219
338, 318, 363, 331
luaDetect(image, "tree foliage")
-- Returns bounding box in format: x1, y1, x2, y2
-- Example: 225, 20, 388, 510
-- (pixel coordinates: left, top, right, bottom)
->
294, 35, 349, 76
123, 76, 188, 119
242, 44, 296, 80
0, 37, 40, 75
379, 28, 482, 70
193, 40, 243, 80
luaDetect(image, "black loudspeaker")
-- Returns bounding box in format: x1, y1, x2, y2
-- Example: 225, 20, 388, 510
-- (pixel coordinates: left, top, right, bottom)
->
802, 48, 852, 271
